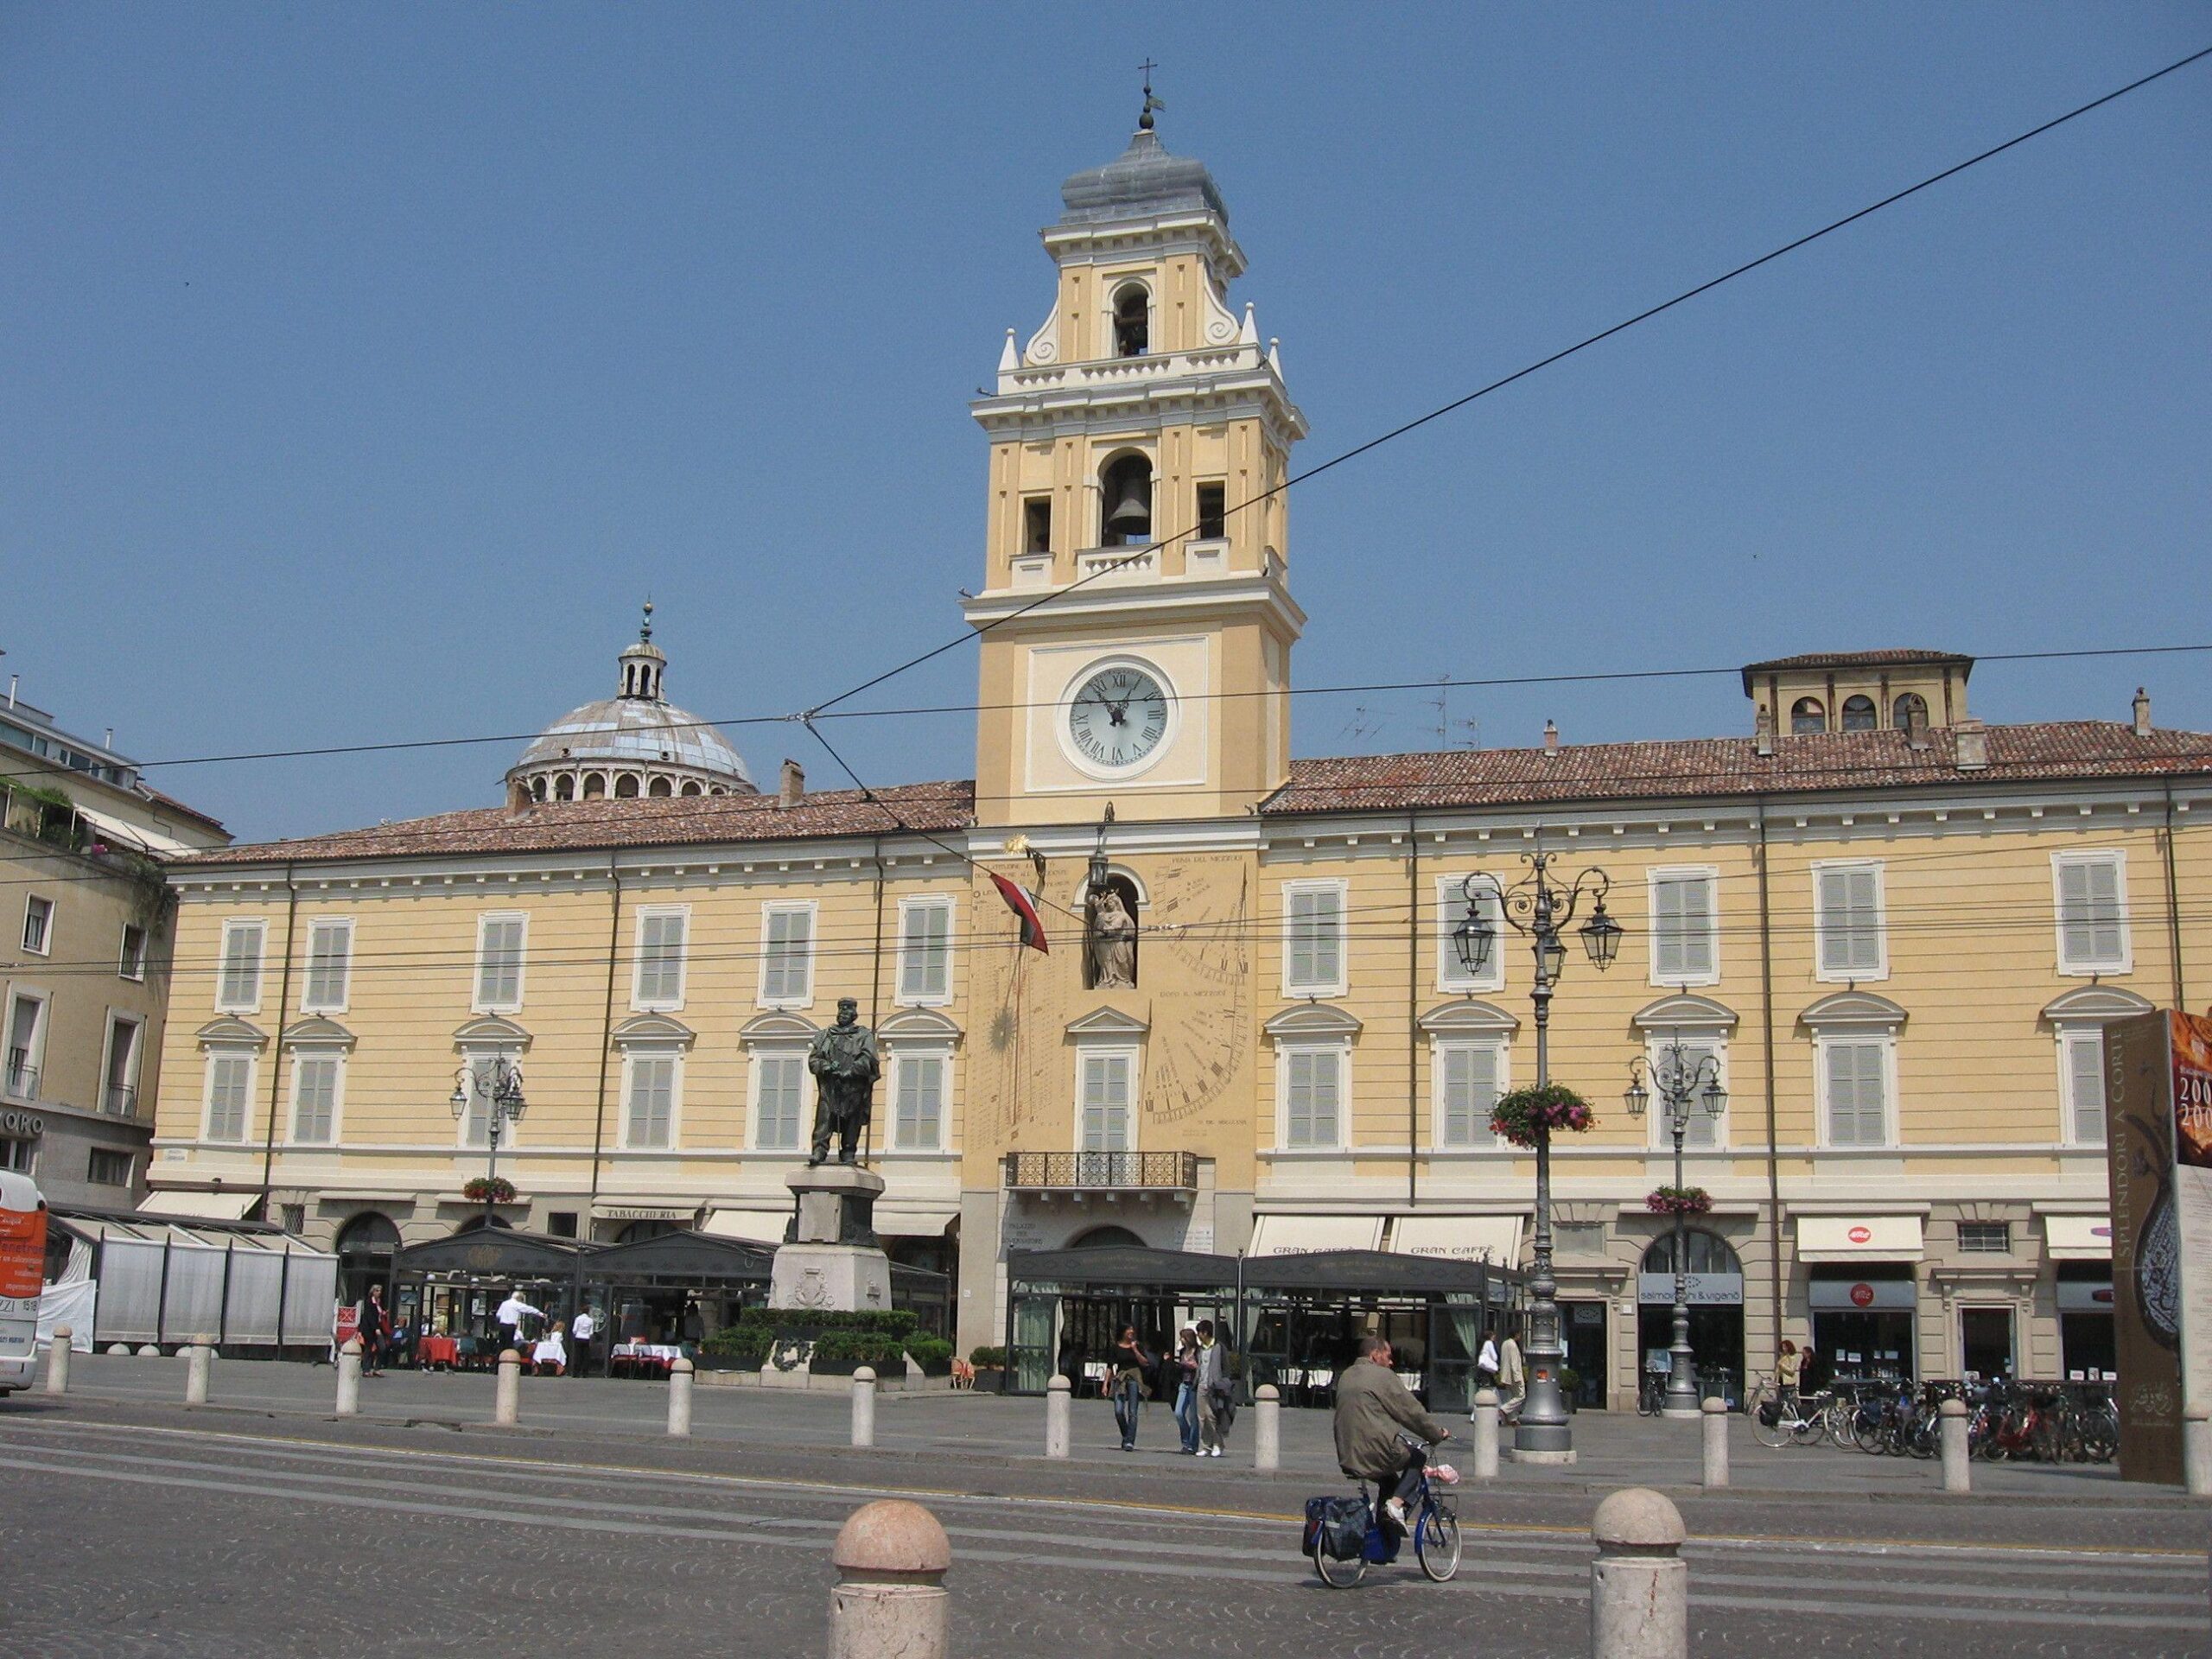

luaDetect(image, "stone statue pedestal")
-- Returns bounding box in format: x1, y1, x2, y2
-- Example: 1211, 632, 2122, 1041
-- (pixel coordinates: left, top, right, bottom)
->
767, 1164, 891, 1327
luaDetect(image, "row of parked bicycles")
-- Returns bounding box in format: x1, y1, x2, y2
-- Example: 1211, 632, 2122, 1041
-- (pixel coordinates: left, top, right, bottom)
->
1742, 1374, 2120, 1462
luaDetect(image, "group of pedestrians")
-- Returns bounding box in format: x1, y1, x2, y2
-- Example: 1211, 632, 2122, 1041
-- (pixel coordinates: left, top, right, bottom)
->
1107, 1321, 1235, 1456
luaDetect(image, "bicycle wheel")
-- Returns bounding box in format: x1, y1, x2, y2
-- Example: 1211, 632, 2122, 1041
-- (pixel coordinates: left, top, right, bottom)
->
1790, 1410, 1828, 1448
1416, 1506, 1462, 1582
1637, 1378, 1658, 1417
1313, 1541, 1366, 1589
1826, 1398, 1858, 1451
1750, 1389, 1791, 1449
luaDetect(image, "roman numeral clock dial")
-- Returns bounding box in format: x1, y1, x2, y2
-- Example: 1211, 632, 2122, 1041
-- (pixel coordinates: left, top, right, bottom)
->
1068, 664, 1170, 771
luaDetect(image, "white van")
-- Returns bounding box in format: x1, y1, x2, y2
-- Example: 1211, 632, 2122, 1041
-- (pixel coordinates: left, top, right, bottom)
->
0, 1169, 48, 1394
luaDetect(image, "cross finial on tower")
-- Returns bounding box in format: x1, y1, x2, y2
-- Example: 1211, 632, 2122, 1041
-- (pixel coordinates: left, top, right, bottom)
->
1138, 60, 1165, 131
639, 599, 654, 643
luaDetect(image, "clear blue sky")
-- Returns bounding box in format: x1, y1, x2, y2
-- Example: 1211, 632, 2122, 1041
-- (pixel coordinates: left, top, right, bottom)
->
4, 4, 2206, 842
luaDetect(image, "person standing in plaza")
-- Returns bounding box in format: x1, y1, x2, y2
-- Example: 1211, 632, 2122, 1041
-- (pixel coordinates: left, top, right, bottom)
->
1110, 1325, 1151, 1451
1496, 1327, 1525, 1423
1192, 1319, 1231, 1457
359, 1285, 390, 1376
494, 1287, 544, 1354
1172, 1325, 1201, 1454
1471, 1324, 1500, 1417
1776, 1338, 1803, 1414
570, 1304, 597, 1378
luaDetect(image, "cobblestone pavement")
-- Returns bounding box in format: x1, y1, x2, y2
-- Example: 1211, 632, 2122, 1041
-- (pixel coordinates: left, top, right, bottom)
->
8, 1373, 2211, 1657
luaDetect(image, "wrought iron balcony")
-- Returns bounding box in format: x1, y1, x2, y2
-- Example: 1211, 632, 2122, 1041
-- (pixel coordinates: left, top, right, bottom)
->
105, 1084, 138, 1116
1002, 1151, 1199, 1192
3, 1055, 35, 1102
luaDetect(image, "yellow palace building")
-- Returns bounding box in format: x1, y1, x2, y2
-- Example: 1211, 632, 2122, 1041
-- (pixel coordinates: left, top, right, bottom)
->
149, 120, 2209, 1406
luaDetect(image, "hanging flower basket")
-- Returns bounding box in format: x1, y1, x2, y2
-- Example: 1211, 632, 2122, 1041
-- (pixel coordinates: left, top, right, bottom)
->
462, 1176, 517, 1205
1646, 1185, 1713, 1217
1488, 1084, 1596, 1149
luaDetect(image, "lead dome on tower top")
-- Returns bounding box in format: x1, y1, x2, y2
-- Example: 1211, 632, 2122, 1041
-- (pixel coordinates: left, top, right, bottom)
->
505, 607, 755, 805
1058, 128, 1228, 227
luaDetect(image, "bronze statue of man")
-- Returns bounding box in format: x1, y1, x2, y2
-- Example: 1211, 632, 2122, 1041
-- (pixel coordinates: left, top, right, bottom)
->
807, 996, 880, 1166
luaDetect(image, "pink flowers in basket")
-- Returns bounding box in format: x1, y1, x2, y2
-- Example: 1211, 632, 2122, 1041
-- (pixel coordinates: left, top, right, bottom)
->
1645, 1185, 1713, 1217
1487, 1084, 1597, 1149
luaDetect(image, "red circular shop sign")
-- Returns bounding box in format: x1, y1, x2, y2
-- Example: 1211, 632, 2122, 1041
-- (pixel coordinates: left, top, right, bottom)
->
1847, 1225, 1873, 1244
1849, 1283, 1876, 1307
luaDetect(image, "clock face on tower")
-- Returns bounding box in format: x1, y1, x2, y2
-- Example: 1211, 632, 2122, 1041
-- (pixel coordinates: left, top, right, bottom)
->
1066, 663, 1172, 772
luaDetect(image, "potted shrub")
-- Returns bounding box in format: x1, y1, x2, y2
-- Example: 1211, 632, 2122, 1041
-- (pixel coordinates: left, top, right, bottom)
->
904, 1335, 955, 1376
1489, 1084, 1596, 1148
810, 1330, 906, 1376
461, 1176, 518, 1205
1646, 1185, 1713, 1217
698, 1325, 772, 1371
969, 1344, 1007, 1392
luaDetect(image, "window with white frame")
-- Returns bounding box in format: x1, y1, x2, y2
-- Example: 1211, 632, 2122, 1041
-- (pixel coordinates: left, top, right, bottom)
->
4, 993, 44, 1096
21, 895, 53, 956
1284, 881, 1347, 997
1649, 868, 1719, 986
455, 1049, 519, 1149
1437, 879, 1503, 993
288, 1052, 342, 1145
632, 907, 689, 1010
474, 912, 527, 1013
300, 918, 353, 1014
1077, 1049, 1135, 1153
217, 919, 267, 1013
893, 1051, 948, 1151
1647, 1038, 1726, 1151
118, 924, 148, 982
101, 1016, 142, 1116
1281, 1045, 1347, 1150
2059, 1030, 2108, 1146
1433, 1039, 1503, 1147
751, 1051, 806, 1152
203, 1051, 254, 1142
760, 904, 816, 1007
623, 1052, 680, 1150
897, 897, 953, 1005
1814, 862, 1885, 981
2054, 852, 2130, 976
1819, 1036, 1892, 1147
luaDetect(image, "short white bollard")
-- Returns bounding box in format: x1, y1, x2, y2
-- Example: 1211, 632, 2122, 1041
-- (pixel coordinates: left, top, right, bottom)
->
493, 1348, 523, 1427
1045, 1372, 1071, 1460
1701, 1395, 1729, 1489
1254, 1383, 1280, 1471
667, 1356, 694, 1438
2185, 1406, 2212, 1497
830, 1499, 950, 1659
106, 1343, 129, 1356
44, 1325, 73, 1395
335, 1337, 363, 1416
851, 1364, 877, 1448
184, 1343, 212, 1406
1472, 1389, 1501, 1480
1590, 1488, 1688, 1659
136, 1344, 160, 1357
1939, 1396, 1971, 1494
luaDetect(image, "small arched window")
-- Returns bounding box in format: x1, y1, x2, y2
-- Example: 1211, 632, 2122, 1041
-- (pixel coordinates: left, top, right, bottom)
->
1790, 697, 1827, 735
1099, 453, 1153, 546
1840, 695, 1878, 732
554, 775, 575, 802
647, 777, 673, 798
1893, 692, 1929, 731
679, 779, 702, 797
1642, 1229, 1741, 1276
1111, 283, 1148, 357
582, 773, 607, 799
614, 774, 640, 798
531, 778, 548, 802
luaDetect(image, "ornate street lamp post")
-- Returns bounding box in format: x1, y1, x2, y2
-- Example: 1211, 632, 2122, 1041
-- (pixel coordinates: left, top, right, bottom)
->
1625, 1040, 1726, 1419
450, 1057, 527, 1228
1453, 851, 1621, 1459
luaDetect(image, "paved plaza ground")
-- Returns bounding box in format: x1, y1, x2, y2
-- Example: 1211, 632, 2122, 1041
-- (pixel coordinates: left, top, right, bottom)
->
4, 1353, 2208, 1656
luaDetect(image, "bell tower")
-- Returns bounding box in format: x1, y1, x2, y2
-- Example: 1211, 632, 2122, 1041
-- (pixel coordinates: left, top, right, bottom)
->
964, 105, 1307, 826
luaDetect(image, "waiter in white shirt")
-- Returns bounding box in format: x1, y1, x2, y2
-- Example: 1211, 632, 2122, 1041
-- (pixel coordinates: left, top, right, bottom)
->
570, 1306, 598, 1377
494, 1288, 545, 1354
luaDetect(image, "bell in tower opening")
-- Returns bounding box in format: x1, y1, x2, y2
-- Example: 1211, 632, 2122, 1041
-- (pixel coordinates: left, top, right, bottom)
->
1100, 453, 1153, 546
1112, 282, 1149, 357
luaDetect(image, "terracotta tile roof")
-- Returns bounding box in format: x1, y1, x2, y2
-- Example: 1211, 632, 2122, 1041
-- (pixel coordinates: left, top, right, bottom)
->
142, 786, 228, 835
175, 780, 976, 868
1262, 721, 2212, 817
1739, 648, 1972, 692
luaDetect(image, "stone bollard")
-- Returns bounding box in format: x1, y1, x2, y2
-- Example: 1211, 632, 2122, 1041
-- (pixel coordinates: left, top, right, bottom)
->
1590, 1488, 1688, 1659
335, 1337, 363, 1416
493, 1349, 523, 1427
829, 1499, 950, 1659
2185, 1406, 2212, 1498
1045, 1372, 1071, 1460
667, 1356, 695, 1438
107, 1343, 129, 1356
1701, 1395, 1729, 1489
44, 1326, 73, 1395
1472, 1389, 1501, 1480
851, 1365, 877, 1448
136, 1344, 161, 1357
184, 1344, 212, 1406
1254, 1383, 1280, 1471
1939, 1396, 1971, 1494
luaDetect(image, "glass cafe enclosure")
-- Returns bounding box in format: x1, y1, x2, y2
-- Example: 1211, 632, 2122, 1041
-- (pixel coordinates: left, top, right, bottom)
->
1003, 1245, 1522, 1414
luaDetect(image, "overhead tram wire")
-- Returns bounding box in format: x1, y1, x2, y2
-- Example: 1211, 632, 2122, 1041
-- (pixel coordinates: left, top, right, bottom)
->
4, 48, 2206, 789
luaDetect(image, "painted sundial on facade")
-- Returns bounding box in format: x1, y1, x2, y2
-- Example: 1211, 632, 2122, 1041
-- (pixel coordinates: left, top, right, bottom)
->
1141, 856, 1252, 1126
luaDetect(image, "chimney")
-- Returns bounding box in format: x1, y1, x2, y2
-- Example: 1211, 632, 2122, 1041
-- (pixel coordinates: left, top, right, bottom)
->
1906, 703, 1932, 751
779, 759, 805, 809
505, 777, 531, 812
2133, 687, 2152, 739
1754, 706, 1775, 758
1954, 718, 1988, 772
1542, 719, 1560, 757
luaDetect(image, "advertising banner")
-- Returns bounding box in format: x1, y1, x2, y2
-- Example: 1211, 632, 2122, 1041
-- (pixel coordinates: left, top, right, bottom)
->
0, 1197, 46, 1319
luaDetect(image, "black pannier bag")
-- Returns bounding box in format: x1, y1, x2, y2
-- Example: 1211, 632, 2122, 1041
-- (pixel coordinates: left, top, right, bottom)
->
1757, 1396, 1782, 1428
1302, 1496, 1370, 1560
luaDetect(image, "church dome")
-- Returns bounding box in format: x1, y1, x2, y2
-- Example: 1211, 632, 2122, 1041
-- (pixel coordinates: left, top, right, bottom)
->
505, 607, 755, 804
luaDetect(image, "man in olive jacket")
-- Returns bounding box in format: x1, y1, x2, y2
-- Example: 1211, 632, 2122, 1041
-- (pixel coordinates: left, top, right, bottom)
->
1333, 1333, 1451, 1531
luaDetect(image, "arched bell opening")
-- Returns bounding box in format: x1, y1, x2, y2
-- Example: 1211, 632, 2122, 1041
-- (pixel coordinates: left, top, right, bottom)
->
1098, 453, 1153, 547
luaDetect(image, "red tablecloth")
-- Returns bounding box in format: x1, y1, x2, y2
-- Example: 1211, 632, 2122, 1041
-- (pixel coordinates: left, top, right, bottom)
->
416, 1336, 461, 1368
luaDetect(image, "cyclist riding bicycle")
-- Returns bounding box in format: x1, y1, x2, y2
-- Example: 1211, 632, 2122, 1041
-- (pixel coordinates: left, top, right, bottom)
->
1332, 1332, 1451, 1533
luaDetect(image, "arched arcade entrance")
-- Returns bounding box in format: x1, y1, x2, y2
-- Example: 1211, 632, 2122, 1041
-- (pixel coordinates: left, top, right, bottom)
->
1637, 1229, 1746, 1405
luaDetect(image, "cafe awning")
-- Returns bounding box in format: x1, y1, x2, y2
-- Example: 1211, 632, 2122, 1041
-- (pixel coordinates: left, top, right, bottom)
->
700, 1208, 787, 1245
2044, 1215, 2114, 1261
1390, 1215, 1521, 1266
1796, 1215, 1923, 1262
1249, 1214, 1384, 1256
137, 1190, 257, 1222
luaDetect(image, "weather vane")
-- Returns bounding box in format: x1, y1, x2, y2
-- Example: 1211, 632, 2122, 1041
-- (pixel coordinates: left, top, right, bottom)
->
1139, 60, 1165, 130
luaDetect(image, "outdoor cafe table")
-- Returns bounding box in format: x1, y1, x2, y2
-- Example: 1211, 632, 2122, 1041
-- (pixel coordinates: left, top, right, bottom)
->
610, 1342, 683, 1378
416, 1335, 461, 1370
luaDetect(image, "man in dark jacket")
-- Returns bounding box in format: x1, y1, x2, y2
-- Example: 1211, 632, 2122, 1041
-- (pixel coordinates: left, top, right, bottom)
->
1332, 1333, 1450, 1531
